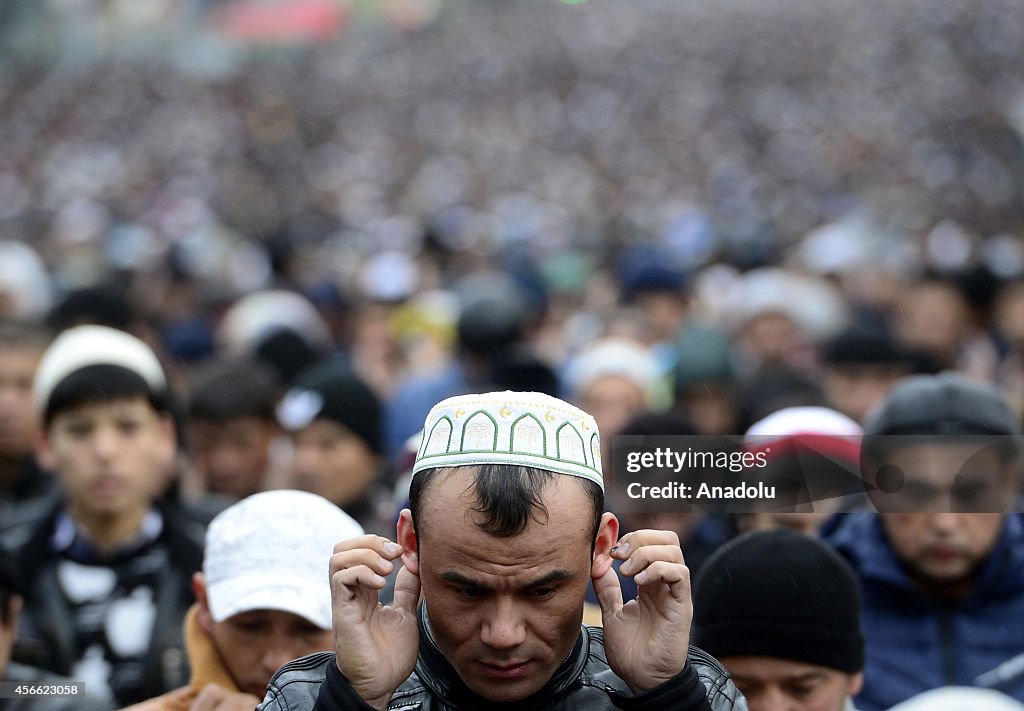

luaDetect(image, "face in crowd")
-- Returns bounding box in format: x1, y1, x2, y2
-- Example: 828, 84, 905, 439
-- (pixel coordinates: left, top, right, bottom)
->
397, 467, 616, 702
39, 396, 174, 525
289, 419, 379, 508
722, 656, 862, 711
874, 440, 1018, 597
194, 574, 334, 699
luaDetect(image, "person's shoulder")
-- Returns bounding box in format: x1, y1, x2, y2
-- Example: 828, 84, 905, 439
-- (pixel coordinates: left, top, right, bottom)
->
261, 652, 430, 710
685, 645, 748, 708
0, 492, 58, 545
821, 512, 882, 561
154, 501, 207, 570
260, 651, 336, 708
4, 662, 115, 711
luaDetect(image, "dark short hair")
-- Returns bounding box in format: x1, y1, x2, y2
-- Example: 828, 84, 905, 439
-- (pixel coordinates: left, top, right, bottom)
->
44, 363, 169, 425
188, 358, 279, 422
409, 464, 604, 544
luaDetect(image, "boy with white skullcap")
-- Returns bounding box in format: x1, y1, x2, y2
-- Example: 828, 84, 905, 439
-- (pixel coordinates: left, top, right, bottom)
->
4, 325, 199, 706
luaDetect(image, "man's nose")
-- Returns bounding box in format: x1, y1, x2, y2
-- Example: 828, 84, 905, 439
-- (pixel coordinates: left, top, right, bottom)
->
930, 512, 960, 533
261, 639, 300, 678
92, 425, 119, 461
749, 687, 796, 711
481, 597, 527, 650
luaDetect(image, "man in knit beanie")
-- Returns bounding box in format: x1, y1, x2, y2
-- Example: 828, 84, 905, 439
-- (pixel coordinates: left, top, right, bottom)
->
276, 359, 387, 534
693, 529, 864, 711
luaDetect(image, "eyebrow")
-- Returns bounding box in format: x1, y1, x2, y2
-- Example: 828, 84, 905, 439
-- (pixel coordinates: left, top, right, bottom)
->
785, 672, 827, 683
730, 671, 826, 684
439, 569, 574, 591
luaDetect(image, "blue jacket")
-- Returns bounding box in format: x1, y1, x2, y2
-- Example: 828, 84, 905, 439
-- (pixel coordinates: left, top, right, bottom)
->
825, 513, 1024, 711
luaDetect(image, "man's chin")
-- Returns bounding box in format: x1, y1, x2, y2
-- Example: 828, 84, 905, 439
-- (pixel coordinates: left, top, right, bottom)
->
460, 662, 547, 703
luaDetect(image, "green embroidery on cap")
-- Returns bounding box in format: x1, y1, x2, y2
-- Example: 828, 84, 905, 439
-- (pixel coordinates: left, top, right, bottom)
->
424, 416, 454, 456
555, 421, 586, 465
510, 412, 547, 456
460, 410, 499, 452
589, 432, 601, 469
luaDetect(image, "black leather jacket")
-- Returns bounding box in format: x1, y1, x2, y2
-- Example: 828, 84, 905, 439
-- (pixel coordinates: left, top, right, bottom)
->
258, 608, 747, 710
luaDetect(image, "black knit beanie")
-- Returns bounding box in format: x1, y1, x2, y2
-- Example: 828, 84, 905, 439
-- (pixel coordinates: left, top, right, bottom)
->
692, 529, 864, 673
277, 360, 383, 455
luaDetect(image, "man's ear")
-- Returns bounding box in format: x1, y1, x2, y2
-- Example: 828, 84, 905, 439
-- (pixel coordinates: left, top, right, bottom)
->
591, 512, 619, 580
396, 508, 419, 576
158, 413, 177, 461
34, 429, 55, 473
848, 671, 864, 697
192, 572, 215, 635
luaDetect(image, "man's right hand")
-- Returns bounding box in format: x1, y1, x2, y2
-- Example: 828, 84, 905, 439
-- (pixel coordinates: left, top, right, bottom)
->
329, 535, 421, 711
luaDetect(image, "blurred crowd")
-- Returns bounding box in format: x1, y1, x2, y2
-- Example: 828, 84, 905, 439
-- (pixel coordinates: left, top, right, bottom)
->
2, 0, 1024, 709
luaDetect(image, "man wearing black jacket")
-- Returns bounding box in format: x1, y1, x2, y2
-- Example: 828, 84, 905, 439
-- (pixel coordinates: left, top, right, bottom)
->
258, 391, 745, 710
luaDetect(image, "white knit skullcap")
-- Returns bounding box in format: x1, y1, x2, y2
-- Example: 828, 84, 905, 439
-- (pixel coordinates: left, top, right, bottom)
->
33, 325, 166, 411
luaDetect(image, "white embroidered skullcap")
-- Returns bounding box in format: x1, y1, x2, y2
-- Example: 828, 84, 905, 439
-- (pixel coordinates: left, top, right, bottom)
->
33, 325, 166, 411
413, 391, 604, 490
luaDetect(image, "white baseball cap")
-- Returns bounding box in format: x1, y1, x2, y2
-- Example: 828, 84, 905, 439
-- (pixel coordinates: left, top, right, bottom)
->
203, 490, 365, 629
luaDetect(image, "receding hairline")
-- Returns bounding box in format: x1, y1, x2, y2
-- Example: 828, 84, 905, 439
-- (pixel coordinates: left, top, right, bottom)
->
412, 464, 598, 507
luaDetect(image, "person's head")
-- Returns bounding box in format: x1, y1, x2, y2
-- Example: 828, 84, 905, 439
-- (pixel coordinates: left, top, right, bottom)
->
33, 325, 175, 523
193, 490, 363, 697
564, 339, 660, 467
693, 529, 864, 711
0, 548, 24, 678
740, 406, 863, 536
400, 391, 617, 702
615, 411, 708, 539
187, 358, 280, 499
277, 361, 382, 508
0, 320, 50, 465
822, 326, 911, 421
673, 324, 737, 436
893, 277, 970, 368
617, 248, 689, 341
887, 687, 1024, 711
861, 373, 1022, 597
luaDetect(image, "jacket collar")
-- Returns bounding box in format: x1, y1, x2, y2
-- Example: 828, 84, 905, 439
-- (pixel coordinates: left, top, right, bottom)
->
829, 512, 1024, 600
415, 604, 589, 709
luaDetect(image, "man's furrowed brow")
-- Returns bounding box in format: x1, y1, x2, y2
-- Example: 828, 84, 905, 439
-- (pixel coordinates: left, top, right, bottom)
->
438, 569, 574, 590
524, 569, 574, 589
440, 570, 490, 590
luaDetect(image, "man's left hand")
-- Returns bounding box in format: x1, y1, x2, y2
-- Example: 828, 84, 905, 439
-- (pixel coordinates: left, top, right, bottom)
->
592, 529, 691, 693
